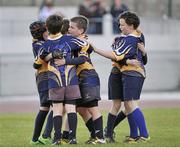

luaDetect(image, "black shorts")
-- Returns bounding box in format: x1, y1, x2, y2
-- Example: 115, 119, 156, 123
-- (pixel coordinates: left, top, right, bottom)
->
39, 90, 51, 107
52, 99, 76, 105
79, 85, 101, 102
108, 72, 123, 100
76, 99, 98, 108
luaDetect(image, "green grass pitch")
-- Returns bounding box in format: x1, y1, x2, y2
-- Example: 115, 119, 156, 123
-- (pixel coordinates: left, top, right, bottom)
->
0, 108, 180, 147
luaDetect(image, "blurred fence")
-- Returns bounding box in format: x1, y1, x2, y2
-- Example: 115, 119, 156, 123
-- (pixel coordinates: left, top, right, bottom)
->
0, 0, 180, 19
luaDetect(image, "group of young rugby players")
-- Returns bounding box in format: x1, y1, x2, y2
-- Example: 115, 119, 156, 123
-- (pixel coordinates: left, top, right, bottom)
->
29, 11, 150, 146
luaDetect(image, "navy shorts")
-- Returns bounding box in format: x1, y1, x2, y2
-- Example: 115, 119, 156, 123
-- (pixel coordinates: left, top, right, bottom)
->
108, 72, 123, 100
122, 74, 144, 101
39, 90, 51, 107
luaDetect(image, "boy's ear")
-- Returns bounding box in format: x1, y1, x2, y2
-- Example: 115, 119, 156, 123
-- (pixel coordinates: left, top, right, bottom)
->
80, 28, 84, 34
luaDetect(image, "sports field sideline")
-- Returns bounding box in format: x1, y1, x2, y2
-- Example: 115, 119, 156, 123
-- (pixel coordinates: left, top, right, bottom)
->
1, 92, 180, 147
0, 91, 180, 113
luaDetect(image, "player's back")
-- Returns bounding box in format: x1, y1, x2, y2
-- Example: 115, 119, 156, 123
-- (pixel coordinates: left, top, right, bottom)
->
43, 34, 88, 89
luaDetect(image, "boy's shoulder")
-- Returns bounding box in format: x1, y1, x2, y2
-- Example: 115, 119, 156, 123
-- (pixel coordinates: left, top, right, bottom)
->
32, 40, 45, 48
62, 34, 88, 46
61, 34, 76, 40
33, 40, 44, 45
128, 31, 145, 44
125, 33, 141, 43
114, 34, 126, 42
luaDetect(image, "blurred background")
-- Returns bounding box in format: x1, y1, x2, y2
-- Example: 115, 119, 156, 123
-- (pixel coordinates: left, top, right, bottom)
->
0, 0, 180, 96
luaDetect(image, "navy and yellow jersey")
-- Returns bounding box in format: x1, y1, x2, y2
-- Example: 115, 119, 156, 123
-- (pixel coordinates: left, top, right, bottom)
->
111, 35, 126, 69
76, 43, 95, 76
77, 45, 101, 87
63, 34, 94, 75
62, 35, 99, 87
66, 42, 100, 87
111, 31, 146, 78
32, 39, 48, 91
42, 33, 88, 89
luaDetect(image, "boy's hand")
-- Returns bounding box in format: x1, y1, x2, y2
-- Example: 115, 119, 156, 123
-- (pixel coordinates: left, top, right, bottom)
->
138, 43, 146, 56
126, 59, 141, 67
52, 50, 64, 59
54, 59, 65, 66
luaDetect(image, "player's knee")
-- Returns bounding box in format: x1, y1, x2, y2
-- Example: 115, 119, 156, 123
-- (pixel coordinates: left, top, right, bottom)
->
88, 107, 101, 119
124, 101, 136, 114
111, 101, 121, 114
65, 104, 76, 113
77, 108, 87, 116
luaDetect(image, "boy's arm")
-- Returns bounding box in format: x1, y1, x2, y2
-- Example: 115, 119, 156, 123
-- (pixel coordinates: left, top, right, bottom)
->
44, 53, 53, 62
54, 56, 88, 66
65, 56, 88, 65
93, 46, 116, 60
142, 54, 148, 65
41, 50, 64, 62
138, 43, 146, 56
138, 43, 148, 65
117, 59, 141, 67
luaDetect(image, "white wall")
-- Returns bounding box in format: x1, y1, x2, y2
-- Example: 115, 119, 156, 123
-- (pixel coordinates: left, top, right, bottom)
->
0, 7, 180, 96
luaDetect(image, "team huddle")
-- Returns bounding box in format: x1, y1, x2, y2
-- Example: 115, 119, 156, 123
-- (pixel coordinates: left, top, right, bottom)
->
29, 11, 150, 145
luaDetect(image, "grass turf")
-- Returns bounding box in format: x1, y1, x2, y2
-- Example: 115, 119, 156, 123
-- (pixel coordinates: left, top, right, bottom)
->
0, 108, 180, 147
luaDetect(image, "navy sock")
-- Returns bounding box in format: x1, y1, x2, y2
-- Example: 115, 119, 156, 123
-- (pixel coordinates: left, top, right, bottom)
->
94, 116, 104, 139
53, 115, 62, 141
42, 110, 53, 138
133, 108, 149, 138
127, 112, 138, 138
106, 113, 116, 138
113, 111, 126, 129
67, 113, 77, 140
32, 110, 48, 141
62, 131, 69, 139
86, 118, 95, 138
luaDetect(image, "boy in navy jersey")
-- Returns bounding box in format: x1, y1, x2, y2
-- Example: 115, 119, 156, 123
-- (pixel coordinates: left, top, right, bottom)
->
104, 33, 148, 143
29, 21, 53, 145
94, 11, 150, 143
55, 16, 106, 144
40, 14, 91, 145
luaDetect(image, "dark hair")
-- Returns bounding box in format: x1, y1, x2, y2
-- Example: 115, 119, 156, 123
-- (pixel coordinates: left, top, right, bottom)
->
46, 14, 63, 34
70, 15, 89, 33
61, 19, 70, 35
29, 21, 46, 40
118, 11, 140, 29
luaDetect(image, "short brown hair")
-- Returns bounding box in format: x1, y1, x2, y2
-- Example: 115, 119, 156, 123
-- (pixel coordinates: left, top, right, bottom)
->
46, 14, 63, 34
70, 15, 89, 33
61, 19, 70, 35
118, 11, 140, 29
